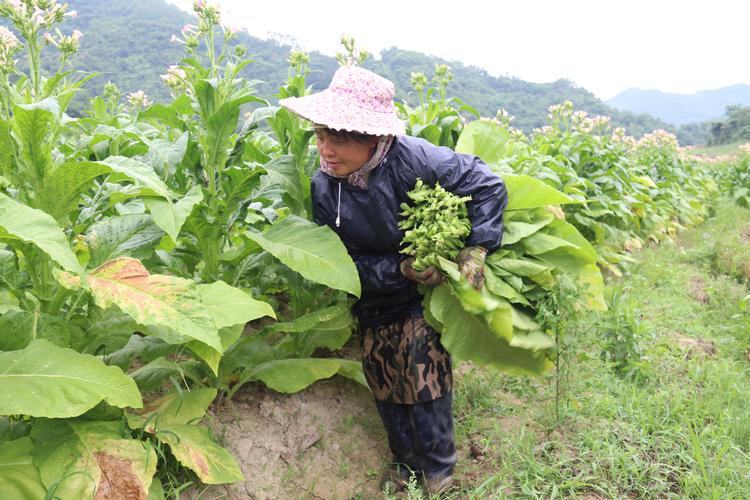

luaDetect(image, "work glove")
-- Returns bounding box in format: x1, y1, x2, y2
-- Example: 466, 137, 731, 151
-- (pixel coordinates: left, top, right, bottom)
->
456, 246, 487, 290
400, 257, 445, 286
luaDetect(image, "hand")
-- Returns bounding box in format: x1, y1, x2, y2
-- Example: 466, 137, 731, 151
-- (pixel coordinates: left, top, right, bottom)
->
400, 257, 445, 286
456, 246, 487, 290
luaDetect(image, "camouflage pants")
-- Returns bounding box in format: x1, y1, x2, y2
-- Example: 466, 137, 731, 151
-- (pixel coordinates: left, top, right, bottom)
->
360, 314, 452, 404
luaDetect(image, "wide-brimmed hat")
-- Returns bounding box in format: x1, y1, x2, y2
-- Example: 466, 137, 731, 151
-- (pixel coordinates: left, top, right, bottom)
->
280, 65, 406, 136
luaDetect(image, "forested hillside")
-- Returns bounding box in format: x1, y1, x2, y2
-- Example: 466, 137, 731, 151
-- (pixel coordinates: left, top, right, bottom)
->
23, 0, 670, 136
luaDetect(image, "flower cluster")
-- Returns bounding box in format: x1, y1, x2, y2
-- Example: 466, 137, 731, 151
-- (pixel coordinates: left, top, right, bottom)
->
410, 71, 428, 93
288, 49, 310, 76
0, 0, 73, 33
495, 108, 514, 127
547, 100, 574, 123
738, 143, 750, 155
170, 23, 200, 51
126, 90, 152, 108
611, 127, 637, 149
0, 25, 20, 72
42, 27, 81, 57
193, 0, 221, 27
335, 34, 369, 67
569, 110, 610, 134
532, 125, 553, 137
160, 64, 188, 94
432, 63, 453, 90
638, 129, 679, 151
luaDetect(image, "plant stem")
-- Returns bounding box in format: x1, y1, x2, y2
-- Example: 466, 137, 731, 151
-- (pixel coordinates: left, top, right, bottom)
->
555, 325, 560, 423
26, 35, 40, 98
207, 28, 216, 77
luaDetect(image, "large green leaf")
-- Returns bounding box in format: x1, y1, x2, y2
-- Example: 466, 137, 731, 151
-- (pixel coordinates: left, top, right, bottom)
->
273, 303, 353, 357
0, 437, 46, 499
72, 308, 138, 355
58, 258, 222, 351
425, 285, 552, 375
11, 101, 56, 187
501, 216, 554, 245
155, 424, 244, 484
186, 281, 275, 374
129, 357, 184, 393
256, 155, 306, 215
0, 249, 28, 291
520, 231, 580, 255
0, 193, 84, 276
187, 324, 243, 375
85, 214, 165, 267
0, 339, 141, 417
95, 156, 172, 199
241, 358, 360, 393
197, 280, 275, 329
455, 119, 512, 165
143, 132, 188, 173
144, 185, 203, 241
40, 160, 111, 222
126, 388, 217, 432
504, 174, 577, 210
0, 119, 14, 180
245, 215, 360, 297
124, 388, 241, 484
534, 219, 599, 272
140, 94, 192, 128
0, 310, 82, 351
31, 419, 156, 499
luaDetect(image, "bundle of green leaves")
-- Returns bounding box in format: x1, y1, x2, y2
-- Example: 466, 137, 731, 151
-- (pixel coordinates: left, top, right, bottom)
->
399, 174, 606, 376
399, 179, 471, 270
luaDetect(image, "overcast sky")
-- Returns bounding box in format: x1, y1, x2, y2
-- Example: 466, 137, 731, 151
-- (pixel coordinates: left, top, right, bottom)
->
166, 0, 749, 100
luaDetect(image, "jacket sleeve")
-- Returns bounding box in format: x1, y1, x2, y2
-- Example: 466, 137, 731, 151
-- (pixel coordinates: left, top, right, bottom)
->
400, 139, 508, 251
311, 175, 411, 293
351, 254, 411, 293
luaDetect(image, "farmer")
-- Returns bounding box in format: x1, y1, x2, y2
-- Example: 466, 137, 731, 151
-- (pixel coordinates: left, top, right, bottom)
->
280, 65, 507, 494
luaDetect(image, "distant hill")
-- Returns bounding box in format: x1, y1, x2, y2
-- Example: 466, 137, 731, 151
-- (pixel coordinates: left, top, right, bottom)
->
4, 0, 672, 137
607, 85, 750, 126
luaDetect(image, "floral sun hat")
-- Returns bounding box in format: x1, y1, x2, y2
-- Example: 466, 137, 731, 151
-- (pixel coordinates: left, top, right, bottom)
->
280, 65, 406, 136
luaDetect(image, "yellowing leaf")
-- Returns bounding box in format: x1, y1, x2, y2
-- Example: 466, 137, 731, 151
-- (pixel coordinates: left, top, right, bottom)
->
61, 258, 222, 351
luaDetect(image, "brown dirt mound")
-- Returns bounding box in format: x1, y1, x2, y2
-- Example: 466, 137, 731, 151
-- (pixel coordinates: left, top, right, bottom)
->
673, 333, 717, 358
687, 277, 710, 304
207, 378, 388, 499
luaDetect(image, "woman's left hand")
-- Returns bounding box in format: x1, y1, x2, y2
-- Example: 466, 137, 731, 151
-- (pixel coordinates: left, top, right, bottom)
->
400, 258, 445, 286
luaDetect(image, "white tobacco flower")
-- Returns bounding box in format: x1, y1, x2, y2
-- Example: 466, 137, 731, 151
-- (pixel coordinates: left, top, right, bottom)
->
127, 90, 152, 108
0, 26, 19, 49
160, 64, 188, 90
64, 9, 76, 18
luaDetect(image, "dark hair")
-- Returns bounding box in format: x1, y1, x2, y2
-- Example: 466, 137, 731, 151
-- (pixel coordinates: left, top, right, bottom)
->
316, 126, 377, 144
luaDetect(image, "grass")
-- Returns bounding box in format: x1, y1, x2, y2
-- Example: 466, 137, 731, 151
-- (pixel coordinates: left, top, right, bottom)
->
688, 142, 744, 157
439, 202, 750, 499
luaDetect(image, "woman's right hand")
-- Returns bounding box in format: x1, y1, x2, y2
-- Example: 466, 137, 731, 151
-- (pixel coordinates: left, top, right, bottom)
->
400, 257, 445, 286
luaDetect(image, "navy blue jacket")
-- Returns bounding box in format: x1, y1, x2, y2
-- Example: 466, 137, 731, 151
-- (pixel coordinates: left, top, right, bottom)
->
311, 135, 508, 327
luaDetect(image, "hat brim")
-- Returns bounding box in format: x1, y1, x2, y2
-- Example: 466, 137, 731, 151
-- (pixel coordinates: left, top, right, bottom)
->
280, 90, 406, 136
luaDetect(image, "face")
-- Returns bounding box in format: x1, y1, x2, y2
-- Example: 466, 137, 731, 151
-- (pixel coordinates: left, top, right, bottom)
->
315, 128, 378, 176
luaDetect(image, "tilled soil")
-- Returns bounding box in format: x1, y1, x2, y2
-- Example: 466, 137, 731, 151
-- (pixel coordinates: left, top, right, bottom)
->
207, 377, 389, 499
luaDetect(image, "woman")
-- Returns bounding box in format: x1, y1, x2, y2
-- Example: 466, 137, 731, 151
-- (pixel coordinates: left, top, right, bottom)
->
280, 65, 507, 493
